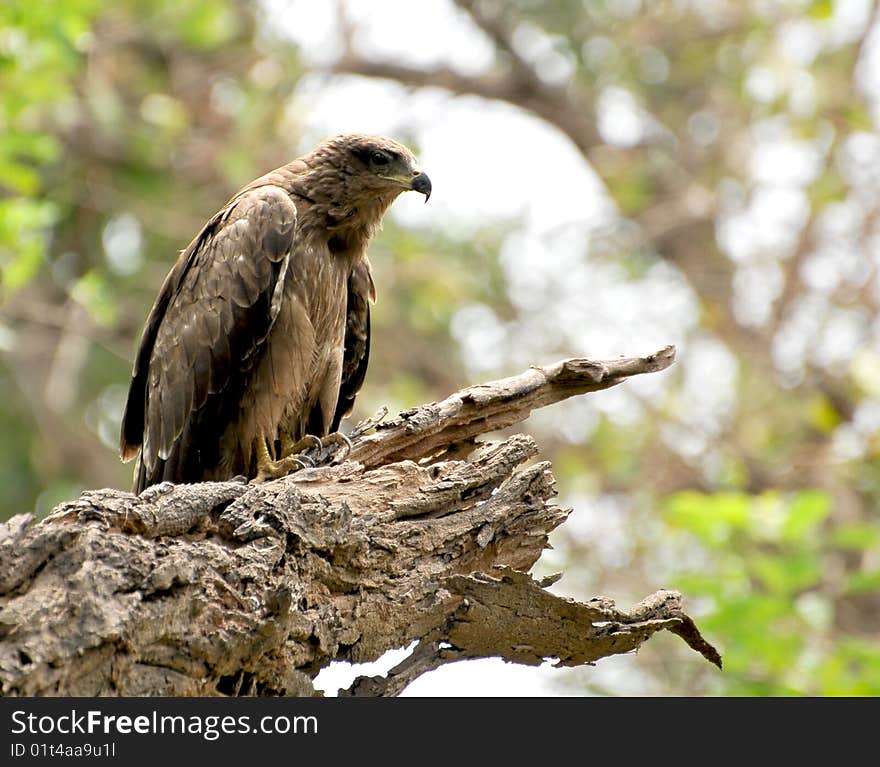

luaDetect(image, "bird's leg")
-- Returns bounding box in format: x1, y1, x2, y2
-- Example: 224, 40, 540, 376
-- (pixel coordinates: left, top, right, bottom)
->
320, 432, 353, 463
278, 434, 322, 460
253, 431, 354, 482
254, 434, 311, 482
280, 432, 351, 465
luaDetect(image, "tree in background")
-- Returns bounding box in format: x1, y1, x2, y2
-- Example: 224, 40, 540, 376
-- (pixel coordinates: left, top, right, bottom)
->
328, 0, 880, 696
2, 0, 879, 695
0, 0, 501, 512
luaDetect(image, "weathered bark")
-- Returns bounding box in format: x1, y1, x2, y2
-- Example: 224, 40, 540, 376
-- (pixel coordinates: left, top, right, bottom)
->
0, 347, 720, 697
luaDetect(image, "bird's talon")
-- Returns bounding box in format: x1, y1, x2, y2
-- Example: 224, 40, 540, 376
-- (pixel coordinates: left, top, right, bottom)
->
323, 432, 353, 463
254, 456, 310, 482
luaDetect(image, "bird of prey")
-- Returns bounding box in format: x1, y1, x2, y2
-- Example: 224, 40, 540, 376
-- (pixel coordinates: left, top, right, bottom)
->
119, 134, 431, 493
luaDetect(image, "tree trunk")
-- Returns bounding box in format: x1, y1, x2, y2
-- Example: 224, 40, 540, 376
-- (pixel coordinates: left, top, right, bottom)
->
0, 347, 720, 697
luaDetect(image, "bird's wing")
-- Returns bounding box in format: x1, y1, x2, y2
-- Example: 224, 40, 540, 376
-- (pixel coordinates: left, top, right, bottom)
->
331, 258, 375, 432
119, 185, 297, 489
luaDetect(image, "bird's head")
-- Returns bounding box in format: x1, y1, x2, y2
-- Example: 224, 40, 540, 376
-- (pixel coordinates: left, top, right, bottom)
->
305, 134, 432, 208
348, 135, 431, 202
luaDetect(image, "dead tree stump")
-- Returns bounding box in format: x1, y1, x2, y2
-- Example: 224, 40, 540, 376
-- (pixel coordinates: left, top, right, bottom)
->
0, 346, 720, 696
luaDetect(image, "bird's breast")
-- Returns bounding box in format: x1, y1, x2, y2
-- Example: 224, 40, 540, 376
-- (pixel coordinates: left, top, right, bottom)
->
288, 243, 350, 337
239, 242, 351, 451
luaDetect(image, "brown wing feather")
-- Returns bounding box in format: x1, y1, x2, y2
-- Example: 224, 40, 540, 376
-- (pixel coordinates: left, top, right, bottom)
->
330, 258, 375, 432
120, 185, 297, 491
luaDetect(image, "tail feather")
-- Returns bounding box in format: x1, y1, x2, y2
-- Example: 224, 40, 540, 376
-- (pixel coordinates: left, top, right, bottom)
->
133, 453, 148, 494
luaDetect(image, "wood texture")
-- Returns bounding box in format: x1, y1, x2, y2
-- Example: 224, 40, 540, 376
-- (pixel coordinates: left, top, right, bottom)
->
0, 347, 720, 696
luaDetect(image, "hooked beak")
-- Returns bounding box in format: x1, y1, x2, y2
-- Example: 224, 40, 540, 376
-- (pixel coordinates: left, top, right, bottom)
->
410, 172, 432, 203
380, 169, 432, 202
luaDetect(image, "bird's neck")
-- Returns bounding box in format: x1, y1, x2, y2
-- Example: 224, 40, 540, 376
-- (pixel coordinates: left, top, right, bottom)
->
307, 192, 399, 259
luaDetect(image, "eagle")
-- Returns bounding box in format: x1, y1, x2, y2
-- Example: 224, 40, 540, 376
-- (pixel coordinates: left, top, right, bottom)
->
119, 134, 431, 493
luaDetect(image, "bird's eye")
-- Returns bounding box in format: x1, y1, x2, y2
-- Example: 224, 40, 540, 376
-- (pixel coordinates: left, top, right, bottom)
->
371, 151, 390, 166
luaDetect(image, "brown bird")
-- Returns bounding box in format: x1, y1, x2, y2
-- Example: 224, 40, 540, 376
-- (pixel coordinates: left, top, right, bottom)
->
119, 134, 431, 492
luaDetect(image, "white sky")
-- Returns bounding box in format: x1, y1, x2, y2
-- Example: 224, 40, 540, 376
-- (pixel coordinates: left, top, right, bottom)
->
314, 645, 562, 697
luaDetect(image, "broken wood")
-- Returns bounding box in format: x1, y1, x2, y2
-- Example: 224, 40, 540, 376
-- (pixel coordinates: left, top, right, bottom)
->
0, 346, 720, 696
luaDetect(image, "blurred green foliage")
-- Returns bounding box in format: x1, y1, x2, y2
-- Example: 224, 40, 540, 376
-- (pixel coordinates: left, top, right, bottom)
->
0, 0, 92, 290
501, 0, 880, 697
663, 489, 846, 693
0, 0, 501, 518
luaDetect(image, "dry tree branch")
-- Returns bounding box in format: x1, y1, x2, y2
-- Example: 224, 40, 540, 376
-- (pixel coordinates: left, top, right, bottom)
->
329, 0, 601, 154
330, 56, 601, 155
348, 345, 676, 467
0, 347, 720, 698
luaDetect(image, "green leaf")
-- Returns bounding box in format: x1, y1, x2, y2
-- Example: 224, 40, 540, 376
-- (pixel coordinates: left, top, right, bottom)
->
0, 197, 57, 292
831, 523, 880, 551
752, 552, 821, 594
843, 570, 880, 595
807, 394, 842, 433
808, 0, 834, 20
781, 490, 831, 543
70, 270, 117, 327
663, 491, 750, 546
